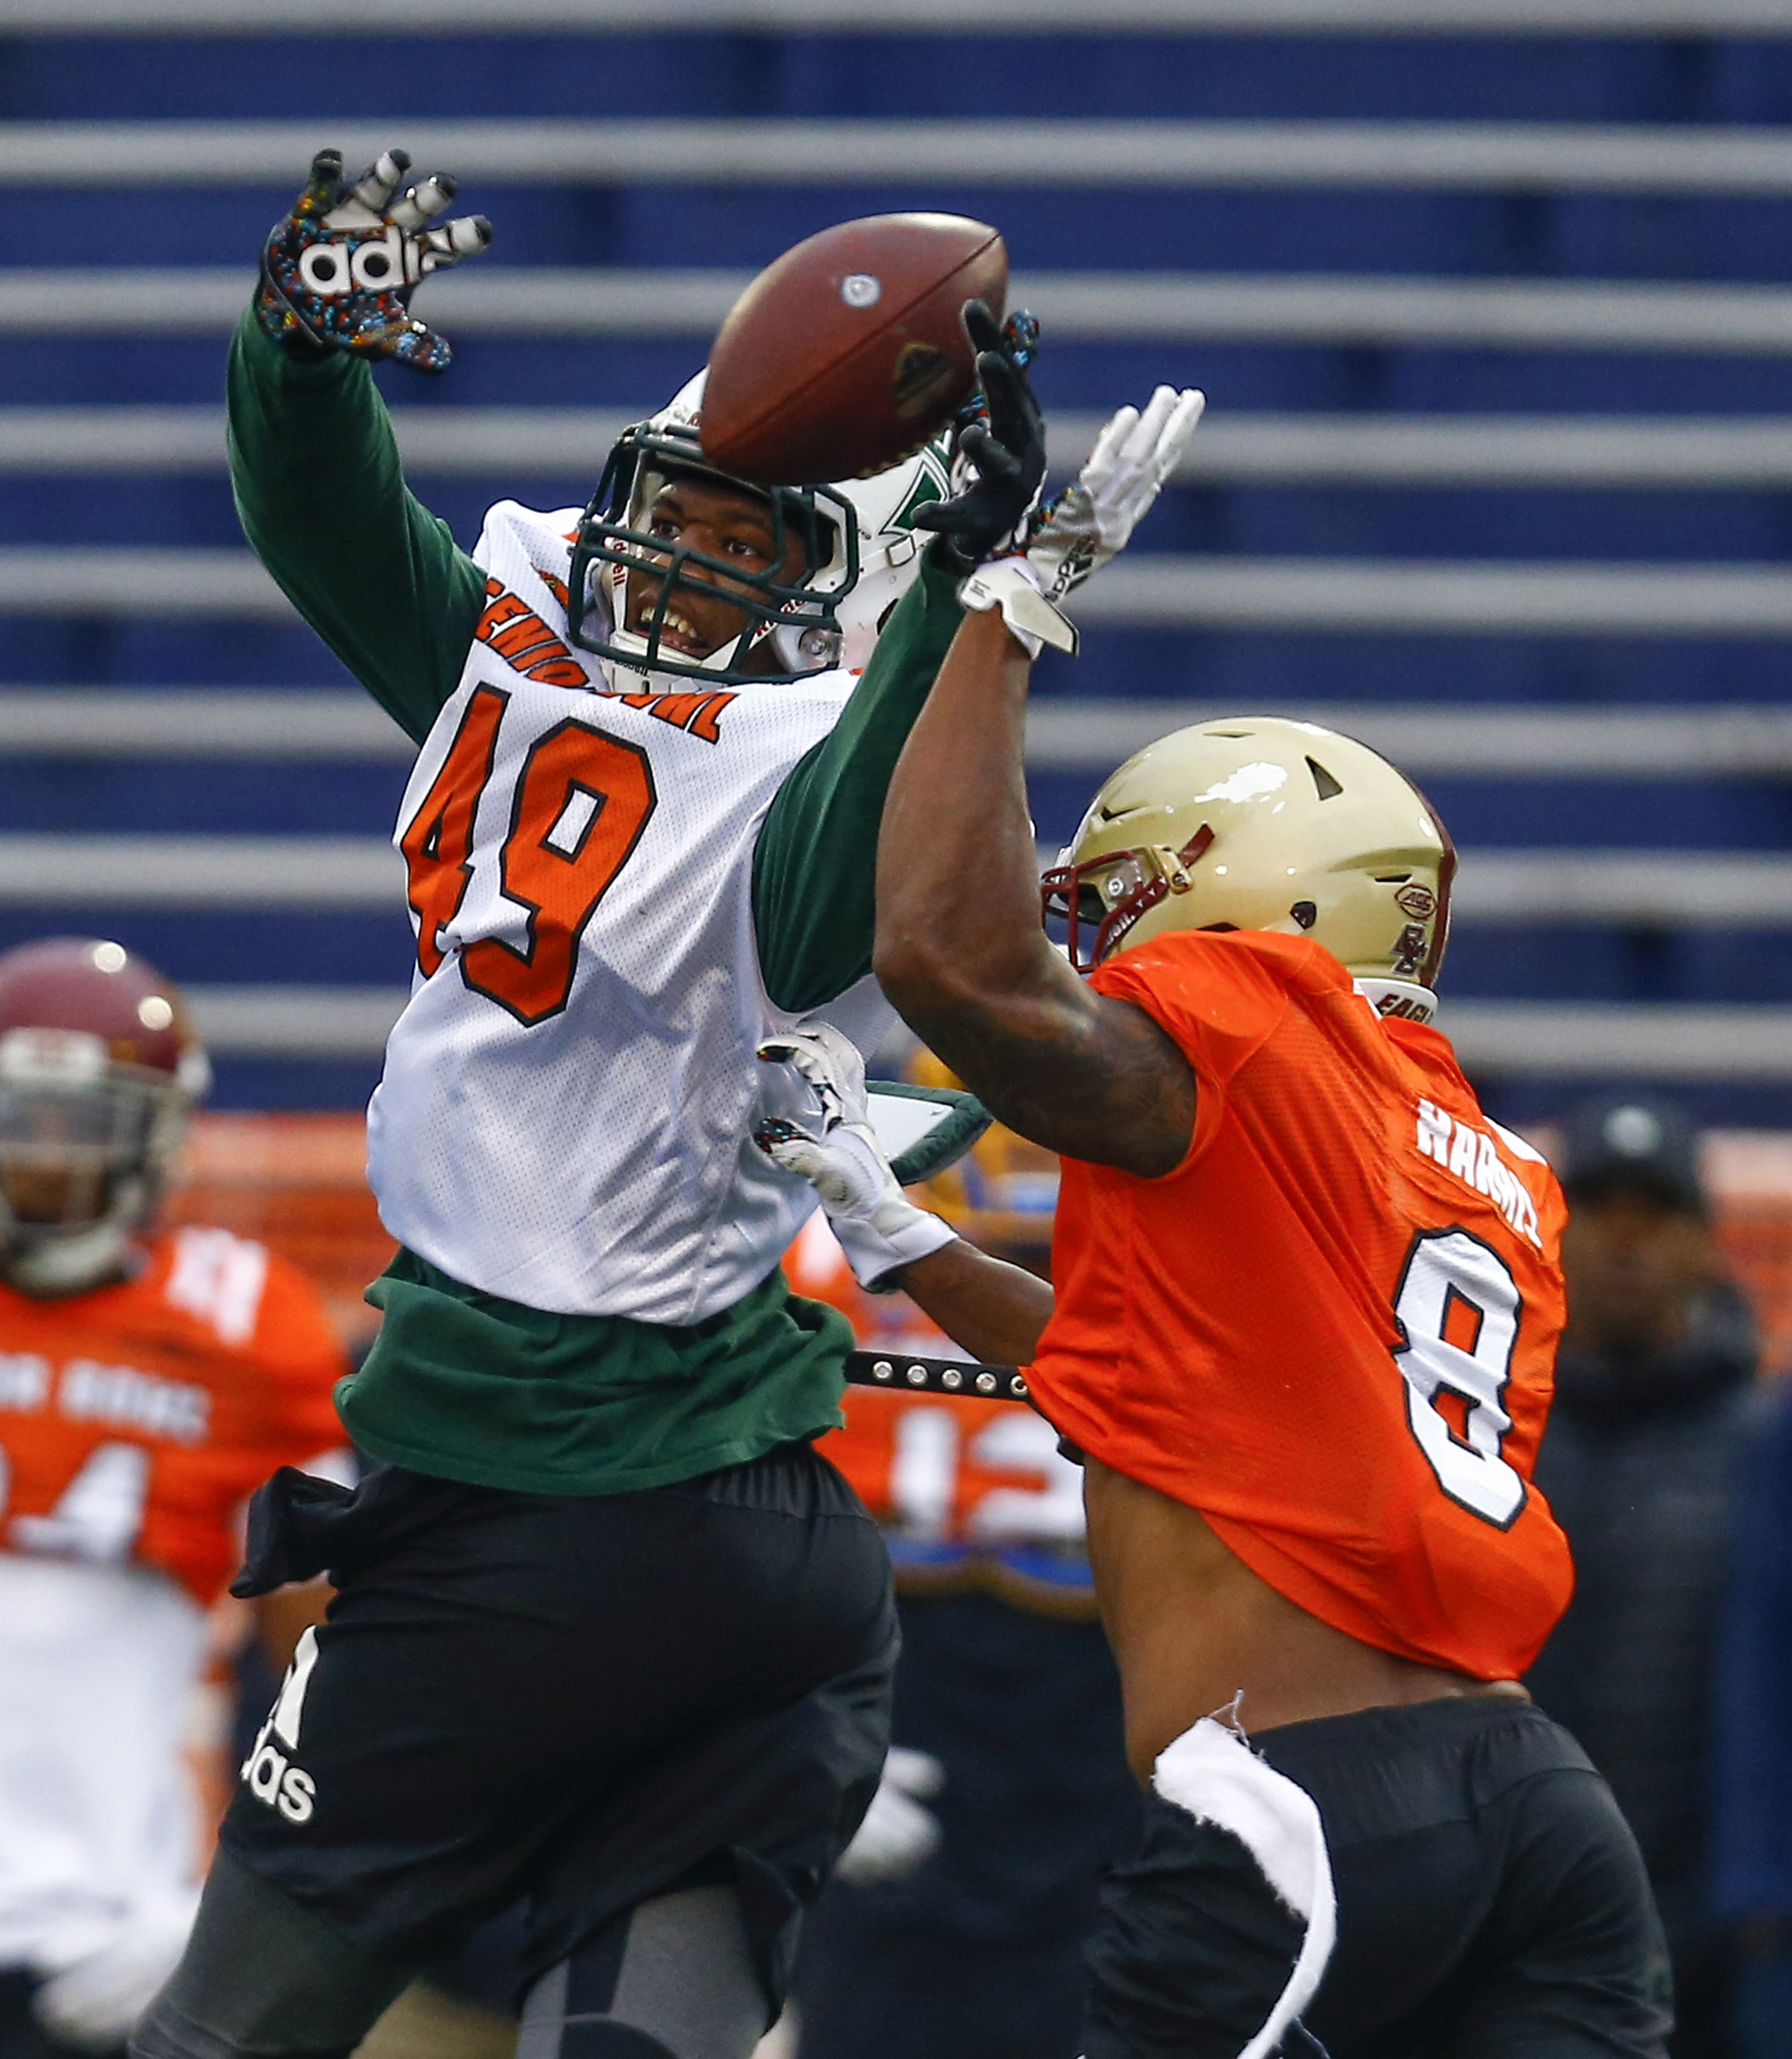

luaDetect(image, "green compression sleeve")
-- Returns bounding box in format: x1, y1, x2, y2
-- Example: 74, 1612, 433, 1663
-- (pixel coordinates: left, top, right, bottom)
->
753, 548, 965, 1014
226, 311, 486, 745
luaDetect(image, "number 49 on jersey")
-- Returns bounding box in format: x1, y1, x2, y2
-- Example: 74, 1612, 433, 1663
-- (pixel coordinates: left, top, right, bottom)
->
401, 685, 658, 1027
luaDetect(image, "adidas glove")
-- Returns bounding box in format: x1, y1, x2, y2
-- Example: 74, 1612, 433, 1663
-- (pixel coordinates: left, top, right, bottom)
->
1025, 383, 1206, 602
754, 1025, 957, 1292
256, 147, 492, 374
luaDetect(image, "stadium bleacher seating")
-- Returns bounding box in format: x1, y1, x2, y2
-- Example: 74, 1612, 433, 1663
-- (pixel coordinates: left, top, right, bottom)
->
5, 0, 1792, 1122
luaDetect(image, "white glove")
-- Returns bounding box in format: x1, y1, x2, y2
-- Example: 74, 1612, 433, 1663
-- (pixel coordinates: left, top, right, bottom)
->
35, 1898, 195, 2049
755, 1025, 957, 1292
1025, 384, 1206, 602
836, 1747, 945, 1885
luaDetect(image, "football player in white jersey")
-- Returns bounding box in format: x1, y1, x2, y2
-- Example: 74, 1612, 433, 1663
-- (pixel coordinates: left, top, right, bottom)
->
133, 151, 1197, 2059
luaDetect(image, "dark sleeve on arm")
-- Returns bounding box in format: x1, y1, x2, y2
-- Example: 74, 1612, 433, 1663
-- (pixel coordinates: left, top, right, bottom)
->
753, 548, 965, 1013
226, 310, 487, 745
1713, 1394, 1792, 1921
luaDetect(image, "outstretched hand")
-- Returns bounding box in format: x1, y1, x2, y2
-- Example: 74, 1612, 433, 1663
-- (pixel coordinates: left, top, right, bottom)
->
753, 1027, 956, 1292
1025, 383, 1205, 601
913, 301, 1048, 574
256, 147, 493, 374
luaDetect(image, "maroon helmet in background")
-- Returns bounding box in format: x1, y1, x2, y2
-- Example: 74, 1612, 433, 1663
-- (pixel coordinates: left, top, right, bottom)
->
0, 939, 210, 1296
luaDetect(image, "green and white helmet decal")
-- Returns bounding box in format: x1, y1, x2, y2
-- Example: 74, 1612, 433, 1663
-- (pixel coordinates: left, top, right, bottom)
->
832, 430, 950, 674
569, 371, 951, 693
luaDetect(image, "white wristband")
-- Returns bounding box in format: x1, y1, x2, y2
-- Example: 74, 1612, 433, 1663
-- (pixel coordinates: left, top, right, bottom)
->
959, 558, 1079, 658
830, 1195, 958, 1293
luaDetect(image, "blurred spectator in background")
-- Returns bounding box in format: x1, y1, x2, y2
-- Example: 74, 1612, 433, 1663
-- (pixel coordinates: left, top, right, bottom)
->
0, 940, 349, 2059
1527, 1093, 1757, 2059
1710, 1307, 1792, 2059
791, 1099, 1139, 2059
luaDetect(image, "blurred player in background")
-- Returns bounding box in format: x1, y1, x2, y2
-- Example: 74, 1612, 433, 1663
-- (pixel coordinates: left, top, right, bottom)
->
0, 940, 348, 2059
761, 469, 1671, 2051
788, 1091, 1138, 2059
135, 151, 1195, 2059
1528, 1095, 1759, 2059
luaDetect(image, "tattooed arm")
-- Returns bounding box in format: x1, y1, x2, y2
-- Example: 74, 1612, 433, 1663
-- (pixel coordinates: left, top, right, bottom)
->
872, 609, 1196, 1178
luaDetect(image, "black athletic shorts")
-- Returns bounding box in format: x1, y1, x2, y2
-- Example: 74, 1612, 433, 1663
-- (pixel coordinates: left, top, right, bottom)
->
219, 1441, 897, 2010
1084, 1695, 1673, 2059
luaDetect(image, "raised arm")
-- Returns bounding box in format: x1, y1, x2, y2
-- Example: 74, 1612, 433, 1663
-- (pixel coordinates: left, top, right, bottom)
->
228, 318, 484, 744
752, 304, 1069, 1015
872, 613, 1194, 1178
873, 389, 1207, 1179
752, 546, 965, 1012
228, 149, 494, 743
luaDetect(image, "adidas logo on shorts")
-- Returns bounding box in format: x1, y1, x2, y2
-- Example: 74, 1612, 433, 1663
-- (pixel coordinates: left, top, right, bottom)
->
241, 1741, 316, 1825
241, 1624, 321, 1825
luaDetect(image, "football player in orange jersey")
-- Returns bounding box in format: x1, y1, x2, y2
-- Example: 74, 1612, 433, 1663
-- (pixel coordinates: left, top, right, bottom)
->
758, 484, 1672, 2052
0, 940, 349, 2059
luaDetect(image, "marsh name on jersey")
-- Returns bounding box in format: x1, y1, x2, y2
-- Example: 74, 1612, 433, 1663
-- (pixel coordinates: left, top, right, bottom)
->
1415, 1099, 1543, 1249
371, 502, 891, 1325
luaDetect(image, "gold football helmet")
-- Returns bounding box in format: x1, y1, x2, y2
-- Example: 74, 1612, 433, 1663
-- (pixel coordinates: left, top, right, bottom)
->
1042, 716, 1455, 1012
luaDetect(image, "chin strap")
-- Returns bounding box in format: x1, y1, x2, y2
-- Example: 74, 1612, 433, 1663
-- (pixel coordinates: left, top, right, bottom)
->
1354, 978, 1439, 1027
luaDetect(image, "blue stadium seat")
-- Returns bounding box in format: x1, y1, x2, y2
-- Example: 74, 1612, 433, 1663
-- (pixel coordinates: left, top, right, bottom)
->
4, 15, 1792, 1121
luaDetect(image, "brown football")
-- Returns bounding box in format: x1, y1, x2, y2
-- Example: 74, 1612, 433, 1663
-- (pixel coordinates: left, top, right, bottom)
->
699, 212, 1008, 486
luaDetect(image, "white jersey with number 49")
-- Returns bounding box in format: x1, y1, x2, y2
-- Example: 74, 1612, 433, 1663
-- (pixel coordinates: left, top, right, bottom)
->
368, 502, 892, 1323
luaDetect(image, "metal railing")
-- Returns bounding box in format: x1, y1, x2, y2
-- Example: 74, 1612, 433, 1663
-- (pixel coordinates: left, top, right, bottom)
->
3, 833, 1787, 925
11, 267, 1792, 353
12, 547, 1792, 633
23, 119, 1792, 191
10, 691, 1792, 777
22, 407, 1792, 487
16, 0, 1792, 36
154, 982, 1792, 1081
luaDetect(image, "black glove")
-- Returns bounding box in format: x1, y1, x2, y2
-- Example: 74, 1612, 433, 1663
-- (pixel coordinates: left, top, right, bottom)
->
913, 301, 1047, 574
256, 147, 492, 375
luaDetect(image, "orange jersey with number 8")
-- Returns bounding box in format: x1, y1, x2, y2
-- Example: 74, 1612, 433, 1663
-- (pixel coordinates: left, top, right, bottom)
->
1025, 929, 1573, 1681
0, 1230, 348, 1605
